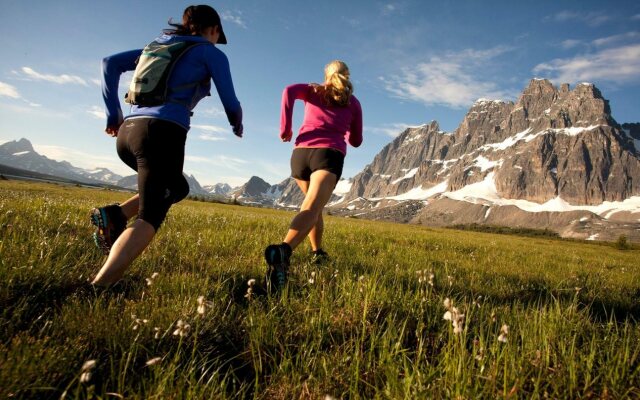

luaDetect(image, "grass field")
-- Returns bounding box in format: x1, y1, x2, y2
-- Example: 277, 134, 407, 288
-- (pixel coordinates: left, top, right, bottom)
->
1, 180, 639, 399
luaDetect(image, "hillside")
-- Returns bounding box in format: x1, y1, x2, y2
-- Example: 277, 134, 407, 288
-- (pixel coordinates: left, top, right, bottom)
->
1, 180, 639, 398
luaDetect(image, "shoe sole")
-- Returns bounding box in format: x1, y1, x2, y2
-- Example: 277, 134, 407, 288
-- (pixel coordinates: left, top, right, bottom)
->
264, 245, 288, 292
90, 208, 111, 255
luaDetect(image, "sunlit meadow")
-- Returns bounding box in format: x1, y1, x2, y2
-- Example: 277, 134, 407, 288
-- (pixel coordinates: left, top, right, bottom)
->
1, 180, 639, 399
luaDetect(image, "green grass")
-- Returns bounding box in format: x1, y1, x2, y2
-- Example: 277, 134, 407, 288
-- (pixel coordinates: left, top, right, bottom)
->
1, 180, 639, 399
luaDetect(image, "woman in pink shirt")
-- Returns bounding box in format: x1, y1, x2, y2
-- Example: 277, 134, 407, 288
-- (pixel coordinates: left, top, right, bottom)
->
264, 60, 363, 291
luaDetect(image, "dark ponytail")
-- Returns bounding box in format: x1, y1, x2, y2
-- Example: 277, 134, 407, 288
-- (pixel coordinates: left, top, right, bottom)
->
165, 5, 220, 36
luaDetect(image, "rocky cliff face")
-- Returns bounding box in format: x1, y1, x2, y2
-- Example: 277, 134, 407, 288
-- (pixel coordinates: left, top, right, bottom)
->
343, 79, 640, 206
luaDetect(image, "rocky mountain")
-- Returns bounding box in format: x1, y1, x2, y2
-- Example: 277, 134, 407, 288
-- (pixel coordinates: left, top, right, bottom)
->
117, 173, 209, 196
203, 183, 232, 195
337, 79, 640, 241
232, 176, 272, 198
0, 138, 122, 185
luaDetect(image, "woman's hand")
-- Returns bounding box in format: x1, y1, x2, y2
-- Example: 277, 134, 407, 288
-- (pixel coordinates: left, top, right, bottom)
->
105, 125, 120, 137
281, 131, 292, 142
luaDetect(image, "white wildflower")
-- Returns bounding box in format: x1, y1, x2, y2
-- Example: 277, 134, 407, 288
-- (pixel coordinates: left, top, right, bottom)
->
80, 371, 92, 383
498, 324, 509, 343
145, 357, 162, 366
132, 318, 149, 331
80, 359, 96, 383
443, 299, 465, 334
146, 272, 160, 286
245, 279, 256, 299
308, 271, 316, 284
428, 273, 435, 287
82, 360, 96, 371
197, 296, 206, 316
153, 327, 161, 339
173, 319, 191, 337
443, 298, 451, 309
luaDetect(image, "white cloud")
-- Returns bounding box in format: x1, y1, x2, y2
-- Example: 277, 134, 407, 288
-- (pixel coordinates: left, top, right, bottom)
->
533, 44, 640, 84
90, 78, 102, 86
368, 123, 420, 137
592, 31, 639, 47
87, 106, 105, 120
191, 124, 228, 141
191, 124, 227, 133
20, 66, 88, 86
631, 14, 640, 21
560, 39, 583, 49
0, 81, 41, 107
545, 10, 611, 27
33, 144, 131, 176
381, 46, 515, 108
221, 10, 246, 29
0, 81, 20, 99
197, 106, 225, 118
198, 133, 227, 142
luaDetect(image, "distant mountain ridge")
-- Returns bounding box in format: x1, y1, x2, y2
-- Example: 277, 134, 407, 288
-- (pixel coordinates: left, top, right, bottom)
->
0, 138, 123, 185
0, 138, 209, 195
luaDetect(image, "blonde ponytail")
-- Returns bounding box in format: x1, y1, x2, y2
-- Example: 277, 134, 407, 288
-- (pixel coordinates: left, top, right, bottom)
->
314, 60, 353, 107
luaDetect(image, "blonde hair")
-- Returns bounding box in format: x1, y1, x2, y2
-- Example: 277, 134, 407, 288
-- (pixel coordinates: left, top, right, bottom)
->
314, 60, 353, 107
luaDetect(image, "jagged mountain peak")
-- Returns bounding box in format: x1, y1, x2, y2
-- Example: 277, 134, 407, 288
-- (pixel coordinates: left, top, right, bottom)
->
343, 77, 640, 209
0, 138, 35, 154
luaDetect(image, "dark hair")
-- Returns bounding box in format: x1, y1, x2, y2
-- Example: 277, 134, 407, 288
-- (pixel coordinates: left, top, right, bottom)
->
165, 5, 221, 36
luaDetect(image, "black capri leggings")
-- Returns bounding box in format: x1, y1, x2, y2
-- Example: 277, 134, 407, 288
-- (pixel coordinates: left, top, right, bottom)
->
116, 118, 189, 230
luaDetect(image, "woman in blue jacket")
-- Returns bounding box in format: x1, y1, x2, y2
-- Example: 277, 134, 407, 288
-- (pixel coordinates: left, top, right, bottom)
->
91, 5, 242, 286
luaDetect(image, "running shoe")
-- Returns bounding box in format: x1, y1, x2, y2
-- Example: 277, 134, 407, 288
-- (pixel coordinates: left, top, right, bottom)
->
264, 243, 292, 292
90, 204, 127, 254
311, 249, 330, 265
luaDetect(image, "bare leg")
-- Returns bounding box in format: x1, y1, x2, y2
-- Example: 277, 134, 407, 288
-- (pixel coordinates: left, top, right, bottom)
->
119, 194, 139, 220
91, 219, 155, 286
284, 170, 337, 250
294, 179, 324, 251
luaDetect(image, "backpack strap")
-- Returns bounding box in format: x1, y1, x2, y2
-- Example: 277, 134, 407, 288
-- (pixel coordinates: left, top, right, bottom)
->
162, 42, 212, 108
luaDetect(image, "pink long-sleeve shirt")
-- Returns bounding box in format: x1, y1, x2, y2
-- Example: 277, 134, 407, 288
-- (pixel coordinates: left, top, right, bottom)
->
280, 83, 363, 155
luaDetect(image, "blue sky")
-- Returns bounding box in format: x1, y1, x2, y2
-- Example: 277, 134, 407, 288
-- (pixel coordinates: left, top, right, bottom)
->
0, 0, 639, 186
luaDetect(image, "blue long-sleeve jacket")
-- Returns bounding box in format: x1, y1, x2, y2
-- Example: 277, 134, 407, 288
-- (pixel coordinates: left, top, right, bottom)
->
102, 34, 242, 131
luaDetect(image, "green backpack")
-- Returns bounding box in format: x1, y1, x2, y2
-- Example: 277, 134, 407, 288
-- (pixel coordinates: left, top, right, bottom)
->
125, 40, 209, 106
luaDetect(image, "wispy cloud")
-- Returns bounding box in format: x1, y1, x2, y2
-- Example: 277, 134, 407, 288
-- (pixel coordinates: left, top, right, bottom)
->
381, 46, 515, 108
185, 154, 248, 169
87, 106, 105, 120
533, 44, 640, 84
544, 10, 611, 27
0, 81, 20, 99
560, 39, 583, 49
0, 81, 40, 107
19, 67, 88, 86
368, 123, 422, 137
191, 124, 228, 141
592, 31, 639, 47
221, 10, 246, 29
197, 133, 227, 142
191, 124, 227, 133
197, 106, 225, 118
631, 14, 640, 21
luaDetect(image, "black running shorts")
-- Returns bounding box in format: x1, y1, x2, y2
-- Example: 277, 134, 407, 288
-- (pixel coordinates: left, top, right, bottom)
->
116, 118, 189, 230
290, 147, 345, 181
